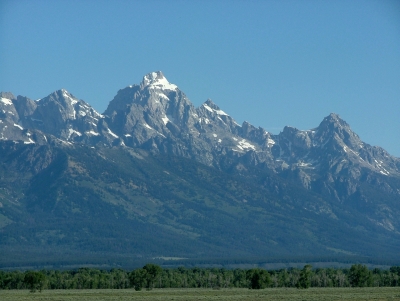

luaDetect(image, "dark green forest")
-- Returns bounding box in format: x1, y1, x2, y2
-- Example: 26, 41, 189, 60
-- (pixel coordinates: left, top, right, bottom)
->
1, 264, 400, 291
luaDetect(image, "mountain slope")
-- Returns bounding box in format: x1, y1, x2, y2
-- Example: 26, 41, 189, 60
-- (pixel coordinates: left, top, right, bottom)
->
1, 142, 399, 267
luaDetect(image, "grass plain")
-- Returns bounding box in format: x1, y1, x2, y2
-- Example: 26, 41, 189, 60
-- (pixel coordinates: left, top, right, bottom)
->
1, 287, 400, 301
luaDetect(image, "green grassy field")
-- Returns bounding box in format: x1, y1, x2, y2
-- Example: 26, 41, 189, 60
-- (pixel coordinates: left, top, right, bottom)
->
1, 288, 400, 301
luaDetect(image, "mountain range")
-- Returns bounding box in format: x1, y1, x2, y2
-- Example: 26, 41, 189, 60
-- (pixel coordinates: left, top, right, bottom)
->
1, 71, 399, 268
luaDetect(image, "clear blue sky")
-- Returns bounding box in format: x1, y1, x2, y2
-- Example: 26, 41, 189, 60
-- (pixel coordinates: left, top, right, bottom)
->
1, 0, 399, 156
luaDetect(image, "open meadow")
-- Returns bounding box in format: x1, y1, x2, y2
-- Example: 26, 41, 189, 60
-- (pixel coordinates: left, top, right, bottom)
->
1, 287, 400, 301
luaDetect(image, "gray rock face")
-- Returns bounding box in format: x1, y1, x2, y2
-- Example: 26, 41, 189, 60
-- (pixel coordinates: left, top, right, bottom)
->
0, 89, 120, 146
105, 72, 196, 142
0, 92, 43, 143
33, 89, 107, 142
103, 72, 278, 168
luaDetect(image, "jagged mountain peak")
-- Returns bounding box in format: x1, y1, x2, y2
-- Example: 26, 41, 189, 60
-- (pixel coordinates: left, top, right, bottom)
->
0, 92, 16, 101
203, 99, 220, 109
140, 71, 178, 91
201, 99, 231, 117
319, 112, 350, 129
39, 89, 80, 106
202, 99, 233, 117
282, 125, 300, 133
311, 113, 367, 164
41, 89, 102, 117
59, 88, 75, 97
316, 112, 360, 141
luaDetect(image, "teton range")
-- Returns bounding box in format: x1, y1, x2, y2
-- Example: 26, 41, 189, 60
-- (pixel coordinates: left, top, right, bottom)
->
1, 71, 399, 267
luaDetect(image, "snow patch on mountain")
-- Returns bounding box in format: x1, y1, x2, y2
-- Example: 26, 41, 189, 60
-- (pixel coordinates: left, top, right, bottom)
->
202, 103, 229, 116
68, 128, 82, 138
203, 104, 213, 113
159, 93, 169, 100
162, 115, 170, 125
13, 123, 23, 130
215, 109, 228, 116
237, 139, 256, 151
86, 130, 99, 136
202, 118, 210, 124
0, 98, 13, 106
24, 138, 35, 144
143, 123, 153, 130
62, 89, 78, 105
141, 71, 177, 91
107, 128, 119, 138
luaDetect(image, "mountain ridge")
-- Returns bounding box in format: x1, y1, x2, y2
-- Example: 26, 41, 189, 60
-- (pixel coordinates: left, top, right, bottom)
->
0, 72, 399, 267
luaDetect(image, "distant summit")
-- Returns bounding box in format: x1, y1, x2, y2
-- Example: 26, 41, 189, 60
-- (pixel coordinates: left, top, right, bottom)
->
140, 71, 178, 91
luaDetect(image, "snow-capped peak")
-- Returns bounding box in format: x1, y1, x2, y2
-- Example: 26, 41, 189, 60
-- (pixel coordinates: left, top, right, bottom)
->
140, 71, 177, 91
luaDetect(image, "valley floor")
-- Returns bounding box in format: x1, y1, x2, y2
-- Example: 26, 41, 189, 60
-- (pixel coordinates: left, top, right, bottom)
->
1, 287, 400, 301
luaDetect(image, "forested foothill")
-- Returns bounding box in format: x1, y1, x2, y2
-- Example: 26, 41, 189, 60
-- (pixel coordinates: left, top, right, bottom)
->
1, 264, 400, 291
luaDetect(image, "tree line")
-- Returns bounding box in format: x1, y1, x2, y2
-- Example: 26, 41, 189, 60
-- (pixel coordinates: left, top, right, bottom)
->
1, 264, 400, 292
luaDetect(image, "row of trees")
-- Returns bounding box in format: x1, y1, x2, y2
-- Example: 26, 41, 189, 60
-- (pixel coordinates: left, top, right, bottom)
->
1, 264, 400, 291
